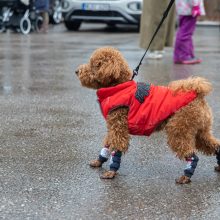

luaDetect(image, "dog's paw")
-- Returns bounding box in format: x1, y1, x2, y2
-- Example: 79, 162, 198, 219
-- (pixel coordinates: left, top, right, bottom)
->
100, 170, 116, 179
175, 175, 191, 184
214, 165, 220, 172
90, 160, 102, 168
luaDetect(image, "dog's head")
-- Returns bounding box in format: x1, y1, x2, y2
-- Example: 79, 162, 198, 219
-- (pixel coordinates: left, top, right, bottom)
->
75, 47, 132, 89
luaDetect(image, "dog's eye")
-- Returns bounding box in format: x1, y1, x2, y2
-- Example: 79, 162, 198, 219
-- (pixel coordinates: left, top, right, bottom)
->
94, 61, 101, 67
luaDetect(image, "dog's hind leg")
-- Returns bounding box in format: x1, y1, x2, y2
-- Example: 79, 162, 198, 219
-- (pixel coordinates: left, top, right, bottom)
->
165, 112, 199, 184
176, 153, 199, 184
166, 129, 198, 184
215, 148, 220, 172
195, 128, 220, 172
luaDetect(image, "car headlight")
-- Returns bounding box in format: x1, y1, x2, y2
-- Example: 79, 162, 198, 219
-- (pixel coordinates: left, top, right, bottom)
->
127, 2, 142, 11
62, 0, 70, 10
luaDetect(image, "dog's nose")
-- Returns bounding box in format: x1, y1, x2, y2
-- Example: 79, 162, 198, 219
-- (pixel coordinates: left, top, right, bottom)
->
75, 69, 79, 76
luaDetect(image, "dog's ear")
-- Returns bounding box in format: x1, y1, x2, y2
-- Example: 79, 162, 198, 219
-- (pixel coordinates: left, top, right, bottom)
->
91, 47, 132, 86
98, 54, 131, 82
102, 58, 121, 79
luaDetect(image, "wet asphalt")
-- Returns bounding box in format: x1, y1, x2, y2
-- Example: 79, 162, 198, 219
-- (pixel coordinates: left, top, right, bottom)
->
0, 24, 220, 220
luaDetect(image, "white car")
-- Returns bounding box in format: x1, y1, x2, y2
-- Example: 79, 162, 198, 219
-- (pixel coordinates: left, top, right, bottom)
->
62, 0, 142, 31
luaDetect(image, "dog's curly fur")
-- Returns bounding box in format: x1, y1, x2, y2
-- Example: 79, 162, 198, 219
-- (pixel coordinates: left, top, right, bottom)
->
76, 47, 220, 183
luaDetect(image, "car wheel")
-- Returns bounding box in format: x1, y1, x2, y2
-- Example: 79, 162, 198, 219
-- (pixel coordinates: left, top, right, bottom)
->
137, 22, 140, 31
64, 20, 81, 31
107, 22, 116, 28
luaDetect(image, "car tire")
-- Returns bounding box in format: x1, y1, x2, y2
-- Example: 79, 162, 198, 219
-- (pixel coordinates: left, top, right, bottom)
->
64, 20, 81, 31
107, 23, 116, 28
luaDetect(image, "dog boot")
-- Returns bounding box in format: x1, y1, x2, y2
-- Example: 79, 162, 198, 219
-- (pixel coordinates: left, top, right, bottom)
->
90, 146, 110, 168
176, 153, 199, 184
214, 148, 220, 172
100, 151, 122, 179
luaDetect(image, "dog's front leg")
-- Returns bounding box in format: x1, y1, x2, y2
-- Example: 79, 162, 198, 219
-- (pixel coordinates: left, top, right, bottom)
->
100, 150, 122, 179
100, 108, 129, 179
90, 145, 111, 168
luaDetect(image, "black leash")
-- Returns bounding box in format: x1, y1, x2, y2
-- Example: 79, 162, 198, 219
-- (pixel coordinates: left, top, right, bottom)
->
132, 0, 175, 80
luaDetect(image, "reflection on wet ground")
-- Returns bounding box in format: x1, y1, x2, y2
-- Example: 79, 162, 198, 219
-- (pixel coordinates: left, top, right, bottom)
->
0, 24, 220, 219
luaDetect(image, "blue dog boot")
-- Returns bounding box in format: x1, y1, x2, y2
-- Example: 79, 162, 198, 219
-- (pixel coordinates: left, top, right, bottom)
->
215, 148, 220, 172
184, 154, 199, 178
110, 151, 122, 172
100, 151, 122, 179
176, 153, 199, 184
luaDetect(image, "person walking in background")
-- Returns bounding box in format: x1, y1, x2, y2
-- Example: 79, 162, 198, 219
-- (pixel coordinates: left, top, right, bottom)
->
139, 0, 176, 59
35, 0, 50, 33
174, 0, 205, 64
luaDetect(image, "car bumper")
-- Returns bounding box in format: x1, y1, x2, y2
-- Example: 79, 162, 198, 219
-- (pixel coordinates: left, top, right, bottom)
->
62, 0, 142, 24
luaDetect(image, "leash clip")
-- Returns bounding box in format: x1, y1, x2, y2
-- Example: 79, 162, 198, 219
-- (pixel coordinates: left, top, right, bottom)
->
132, 67, 139, 80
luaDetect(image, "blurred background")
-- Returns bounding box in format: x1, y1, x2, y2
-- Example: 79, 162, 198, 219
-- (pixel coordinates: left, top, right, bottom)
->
0, 0, 219, 34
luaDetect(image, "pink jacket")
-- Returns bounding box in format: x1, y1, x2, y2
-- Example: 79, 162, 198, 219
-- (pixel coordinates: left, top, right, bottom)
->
175, 0, 205, 16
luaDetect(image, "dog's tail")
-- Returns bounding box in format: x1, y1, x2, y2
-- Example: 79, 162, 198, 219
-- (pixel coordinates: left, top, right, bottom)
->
168, 77, 212, 97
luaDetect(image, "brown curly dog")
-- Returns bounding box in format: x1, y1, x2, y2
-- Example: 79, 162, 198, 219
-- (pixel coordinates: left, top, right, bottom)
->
75, 47, 220, 184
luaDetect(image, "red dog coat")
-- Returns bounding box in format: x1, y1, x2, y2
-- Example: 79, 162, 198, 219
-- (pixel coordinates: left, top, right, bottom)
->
97, 81, 197, 136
